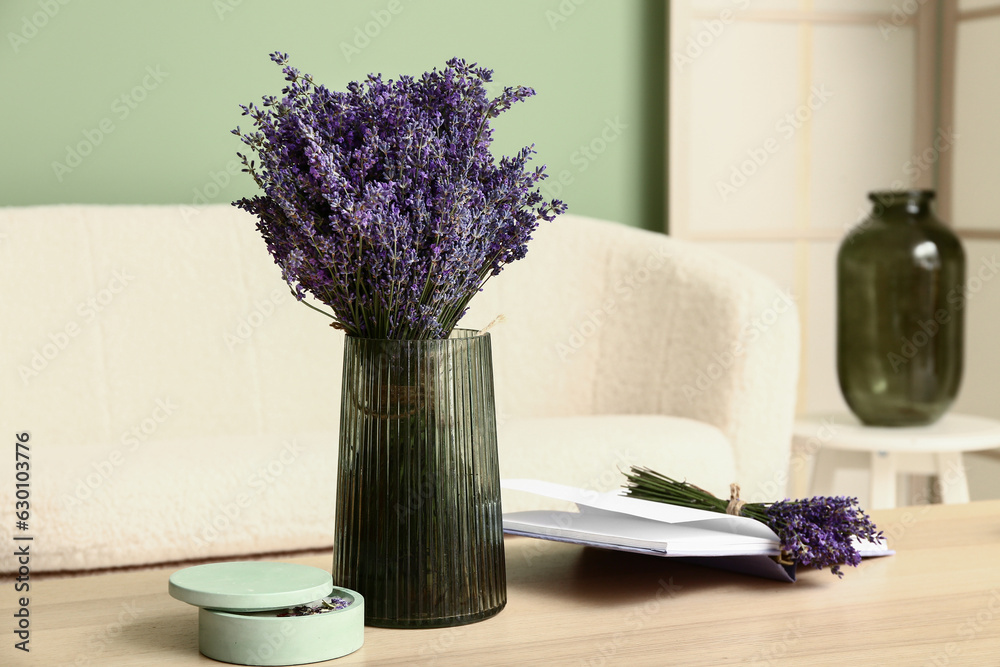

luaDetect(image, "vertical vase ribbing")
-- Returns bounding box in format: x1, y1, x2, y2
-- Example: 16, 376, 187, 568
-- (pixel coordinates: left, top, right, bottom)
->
332, 329, 506, 628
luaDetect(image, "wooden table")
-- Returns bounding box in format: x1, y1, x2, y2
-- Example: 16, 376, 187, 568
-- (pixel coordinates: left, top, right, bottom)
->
6, 501, 1000, 666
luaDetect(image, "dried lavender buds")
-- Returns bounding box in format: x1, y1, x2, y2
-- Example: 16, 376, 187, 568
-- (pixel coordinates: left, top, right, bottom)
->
276, 596, 352, 617
234, 53, 566, 340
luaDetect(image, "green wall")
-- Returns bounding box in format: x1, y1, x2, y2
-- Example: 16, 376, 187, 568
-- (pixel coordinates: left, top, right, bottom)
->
1, 0, 665, 230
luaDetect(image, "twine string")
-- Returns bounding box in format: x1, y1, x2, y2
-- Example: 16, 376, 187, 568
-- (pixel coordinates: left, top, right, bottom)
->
725, 483, 746, 516
477, 314, 506, 336
349, 381, 425, 420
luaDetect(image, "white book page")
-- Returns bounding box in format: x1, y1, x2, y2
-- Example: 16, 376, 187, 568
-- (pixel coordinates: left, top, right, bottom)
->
502, 478, 779, 541
503, 510, 779, 556
502, 479, 892, 556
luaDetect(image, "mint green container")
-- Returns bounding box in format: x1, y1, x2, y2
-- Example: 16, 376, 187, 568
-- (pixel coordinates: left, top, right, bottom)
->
169, 562, 364, 666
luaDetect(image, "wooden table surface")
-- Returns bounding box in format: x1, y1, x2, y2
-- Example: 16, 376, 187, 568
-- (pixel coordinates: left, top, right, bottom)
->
5, 500, 1000, 666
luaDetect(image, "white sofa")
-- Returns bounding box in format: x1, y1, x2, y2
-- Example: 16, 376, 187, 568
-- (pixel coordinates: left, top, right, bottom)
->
0, 205, 799, 573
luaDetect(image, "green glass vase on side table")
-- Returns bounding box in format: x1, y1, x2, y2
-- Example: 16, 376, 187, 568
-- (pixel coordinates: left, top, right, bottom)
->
837, 190, 965, 426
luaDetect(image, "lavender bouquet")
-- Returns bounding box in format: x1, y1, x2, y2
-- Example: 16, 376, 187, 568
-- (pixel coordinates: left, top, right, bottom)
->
233, 53, 566, 340
622, 466, 884, 577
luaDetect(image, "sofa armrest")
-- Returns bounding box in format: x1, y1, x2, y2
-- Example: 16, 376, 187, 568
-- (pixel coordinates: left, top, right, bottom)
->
595, 227, 801, 500
463, 215, 800, 500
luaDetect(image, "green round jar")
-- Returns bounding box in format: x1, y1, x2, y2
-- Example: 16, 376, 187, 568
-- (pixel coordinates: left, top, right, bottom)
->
169, 562, 364, 665
837, 190, 965, 426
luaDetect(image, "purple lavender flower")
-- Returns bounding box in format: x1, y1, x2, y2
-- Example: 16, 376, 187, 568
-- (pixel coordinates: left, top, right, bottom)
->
765, 496, 883, 578
623, 466, 885, 577
232, 53, 567, 339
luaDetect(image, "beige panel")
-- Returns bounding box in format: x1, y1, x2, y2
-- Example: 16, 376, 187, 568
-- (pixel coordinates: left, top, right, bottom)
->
691, 240, 798, 292
809, 24, 916, 233
952, 240, 1000, 420
811, 0, 903, 12
686, 22, 801, 235
690, 0, 801, 12
952, 17, 1000, 230
938, 0, 959, 220
958, 0, 1000, 12
966, 452, 1000, 501
945, 235, 1000, 503
669, 2, 693, 236
804, 241, 849, 414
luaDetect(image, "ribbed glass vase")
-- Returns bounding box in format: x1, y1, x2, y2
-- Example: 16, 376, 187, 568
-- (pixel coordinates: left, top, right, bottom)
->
332, 328, 507, 628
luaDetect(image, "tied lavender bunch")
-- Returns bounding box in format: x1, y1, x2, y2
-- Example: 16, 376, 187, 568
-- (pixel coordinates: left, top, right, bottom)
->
233, 53, 566, 339
622, 466, 884, 577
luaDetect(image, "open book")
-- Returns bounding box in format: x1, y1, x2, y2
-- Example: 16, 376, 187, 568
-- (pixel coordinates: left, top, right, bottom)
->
501, 479, 892, 582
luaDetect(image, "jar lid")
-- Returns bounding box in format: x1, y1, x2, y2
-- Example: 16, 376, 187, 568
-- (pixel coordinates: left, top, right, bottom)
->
169, 562, 334, 612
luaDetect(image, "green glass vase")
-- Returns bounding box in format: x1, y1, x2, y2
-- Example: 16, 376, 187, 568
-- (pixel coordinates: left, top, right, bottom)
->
332, 328, 506, 628
836, 190, 965, 426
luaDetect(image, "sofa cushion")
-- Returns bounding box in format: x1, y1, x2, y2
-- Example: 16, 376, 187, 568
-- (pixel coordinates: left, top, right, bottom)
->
24, 415, 732, 573
1, 205, 794, 573
33, 432, 339, 573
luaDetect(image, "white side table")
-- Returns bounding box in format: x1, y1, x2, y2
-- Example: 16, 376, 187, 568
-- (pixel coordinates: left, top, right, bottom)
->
791, 413, 1000, 509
